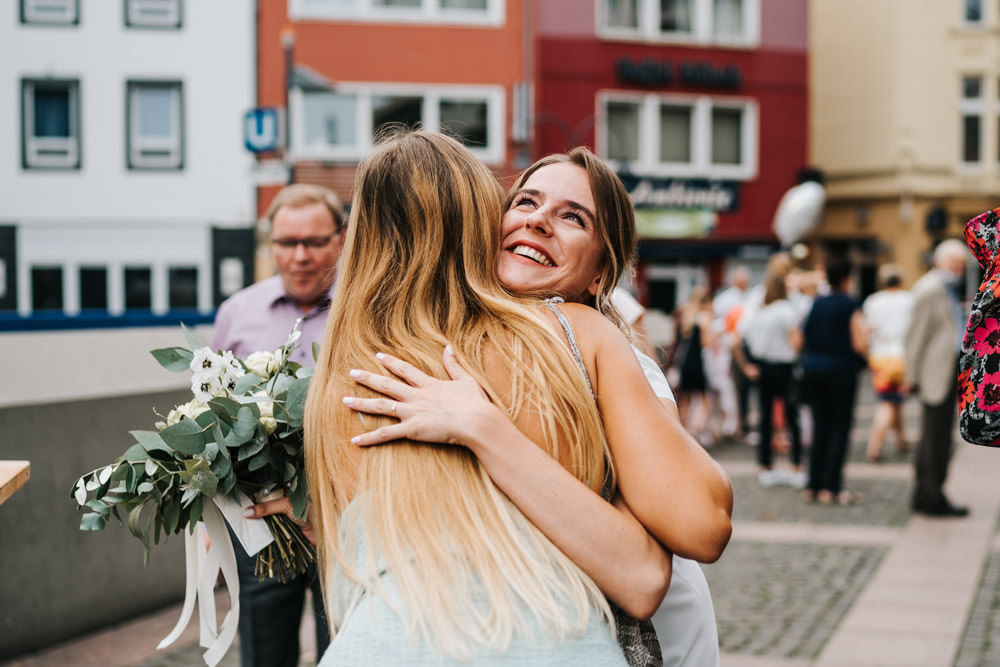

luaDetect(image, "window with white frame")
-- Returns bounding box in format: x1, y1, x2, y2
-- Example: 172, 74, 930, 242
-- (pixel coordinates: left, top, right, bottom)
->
960, 75, 984, 165
294, 84, 503, 163
599, 93, 757, 179
597, 0, 759, 45
126, 0, 182, 28
964, 0, 983, 25
127, 81, 184, 169
289, 0, 502, 25
20, 0, 78, 24
22, 79, 80, 169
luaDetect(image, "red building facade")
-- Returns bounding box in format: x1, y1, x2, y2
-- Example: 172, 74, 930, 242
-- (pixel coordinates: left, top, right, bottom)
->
534, 0, 809, 309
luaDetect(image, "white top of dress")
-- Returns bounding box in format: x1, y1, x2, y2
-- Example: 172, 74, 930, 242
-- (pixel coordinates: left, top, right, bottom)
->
612, 287, 646, 326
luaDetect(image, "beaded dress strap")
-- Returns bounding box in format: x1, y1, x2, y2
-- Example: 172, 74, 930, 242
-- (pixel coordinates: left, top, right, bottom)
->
543, 297, 594, 398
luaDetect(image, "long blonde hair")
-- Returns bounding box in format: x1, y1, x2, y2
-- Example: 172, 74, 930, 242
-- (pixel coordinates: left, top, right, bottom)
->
305, 131, 614, 657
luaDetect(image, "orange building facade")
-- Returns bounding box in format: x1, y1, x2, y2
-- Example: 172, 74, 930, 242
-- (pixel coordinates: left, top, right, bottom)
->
256, 0, 532, 218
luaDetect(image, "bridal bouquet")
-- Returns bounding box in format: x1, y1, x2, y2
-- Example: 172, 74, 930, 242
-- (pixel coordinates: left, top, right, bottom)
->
71, 323, 315, 584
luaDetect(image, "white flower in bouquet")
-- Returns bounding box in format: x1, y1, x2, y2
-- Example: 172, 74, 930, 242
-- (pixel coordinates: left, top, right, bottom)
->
191, 371, 224, 404
244, 349, 281, 379
191, 347, 224, 375
257, 398, 277, 435
156, 399, 211, 430
219, 350, 245, 392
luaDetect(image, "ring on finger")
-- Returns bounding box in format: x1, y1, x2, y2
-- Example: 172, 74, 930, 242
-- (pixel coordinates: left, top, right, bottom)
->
391, 401, 398, 416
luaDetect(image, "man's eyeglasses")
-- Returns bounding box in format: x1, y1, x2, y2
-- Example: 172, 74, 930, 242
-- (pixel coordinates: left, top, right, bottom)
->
270, 234, 336, 250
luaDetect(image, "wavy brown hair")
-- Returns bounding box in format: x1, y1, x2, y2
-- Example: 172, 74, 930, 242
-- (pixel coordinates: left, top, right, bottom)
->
305, 131, 614, 657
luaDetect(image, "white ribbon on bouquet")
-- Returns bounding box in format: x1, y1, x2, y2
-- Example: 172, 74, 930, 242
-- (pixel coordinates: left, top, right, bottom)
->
157, 491, 274, 666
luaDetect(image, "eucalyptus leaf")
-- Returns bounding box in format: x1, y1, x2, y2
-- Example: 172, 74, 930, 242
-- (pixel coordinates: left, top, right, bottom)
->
189, 470, 218, 499
130, 430, 174, 454
290, 477, 308, 520
286, 377, 311, 427
180, 487, 199, 508
312, 341, 321, 363
150, 346, 194, 372
203, 440, 220, 462
137, 481, 155, 494
233, 373, 264, 395
122, 443, 149, 463
237, 438, 266, 462
270, 373, 294, 399
211, 455, 232, 481
160, 418, 208, 456
85, 499, 110, 516
208, 396, 241, 425
188, 495, 204, 524
163, 498, 181, 533
247, 451, 269, 471
128, 505, 151, 551
80, 513, 106, 531
181, 323, 204, 352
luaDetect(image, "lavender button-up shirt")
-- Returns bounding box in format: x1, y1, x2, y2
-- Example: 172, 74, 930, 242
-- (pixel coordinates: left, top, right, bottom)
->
210, 275, 333, 368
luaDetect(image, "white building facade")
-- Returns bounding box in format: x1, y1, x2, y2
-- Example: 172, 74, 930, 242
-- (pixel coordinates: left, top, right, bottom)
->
0, 0, 256, 328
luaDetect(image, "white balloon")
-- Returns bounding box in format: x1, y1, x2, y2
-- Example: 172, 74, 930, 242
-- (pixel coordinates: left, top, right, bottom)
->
773, 181, 825, 247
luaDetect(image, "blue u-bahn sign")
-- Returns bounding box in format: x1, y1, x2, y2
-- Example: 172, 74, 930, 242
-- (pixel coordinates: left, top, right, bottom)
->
243, 107, 284, 153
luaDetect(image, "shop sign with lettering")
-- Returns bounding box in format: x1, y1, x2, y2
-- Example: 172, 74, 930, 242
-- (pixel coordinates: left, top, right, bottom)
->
619, 175, 739, 213
616, 57, 743, 89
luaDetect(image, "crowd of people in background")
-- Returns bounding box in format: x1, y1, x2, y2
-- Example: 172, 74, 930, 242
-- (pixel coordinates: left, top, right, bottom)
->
660, 238, 970, 513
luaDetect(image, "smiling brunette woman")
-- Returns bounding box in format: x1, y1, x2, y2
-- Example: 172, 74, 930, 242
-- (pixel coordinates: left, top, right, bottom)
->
342, 147, 733, 667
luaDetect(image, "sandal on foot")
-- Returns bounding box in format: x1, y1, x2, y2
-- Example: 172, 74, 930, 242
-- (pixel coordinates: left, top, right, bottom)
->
837, 490, 863, 506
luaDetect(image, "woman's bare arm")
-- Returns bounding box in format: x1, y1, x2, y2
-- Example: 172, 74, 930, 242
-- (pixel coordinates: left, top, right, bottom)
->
569, 304, 734, 563
344, 348, 672, 619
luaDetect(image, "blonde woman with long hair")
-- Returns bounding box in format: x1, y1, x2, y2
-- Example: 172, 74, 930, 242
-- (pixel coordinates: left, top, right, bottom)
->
341, 147, 733, 666
305, 131, 690, 663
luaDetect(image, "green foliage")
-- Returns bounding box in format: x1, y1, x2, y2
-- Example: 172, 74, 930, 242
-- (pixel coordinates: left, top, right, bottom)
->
150, 347, 194, 372
71, 323, 314, 582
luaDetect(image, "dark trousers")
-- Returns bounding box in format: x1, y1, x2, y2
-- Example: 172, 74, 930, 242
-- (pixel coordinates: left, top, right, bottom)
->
804, 369, 858, 494
231, 527, 331, 667
913, 379, 958, 509
756, 361, 802, 468
733, 349, 755, 433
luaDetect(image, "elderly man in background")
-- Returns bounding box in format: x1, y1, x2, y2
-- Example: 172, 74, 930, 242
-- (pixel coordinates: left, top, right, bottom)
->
212, 183, 346, 666
904, 238, 970, 518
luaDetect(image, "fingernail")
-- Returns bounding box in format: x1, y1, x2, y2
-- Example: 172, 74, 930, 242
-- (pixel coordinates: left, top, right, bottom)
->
375, 352, 386, 360
349, 369, 361, 378
242, 508, 255, 518
350, 436, 361, 444
445, 345, 454, 356
342, 396, 355, 405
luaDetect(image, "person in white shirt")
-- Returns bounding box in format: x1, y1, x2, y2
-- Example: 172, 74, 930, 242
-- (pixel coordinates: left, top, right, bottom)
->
862, 264, 913, 461
742, 266, 806, 488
